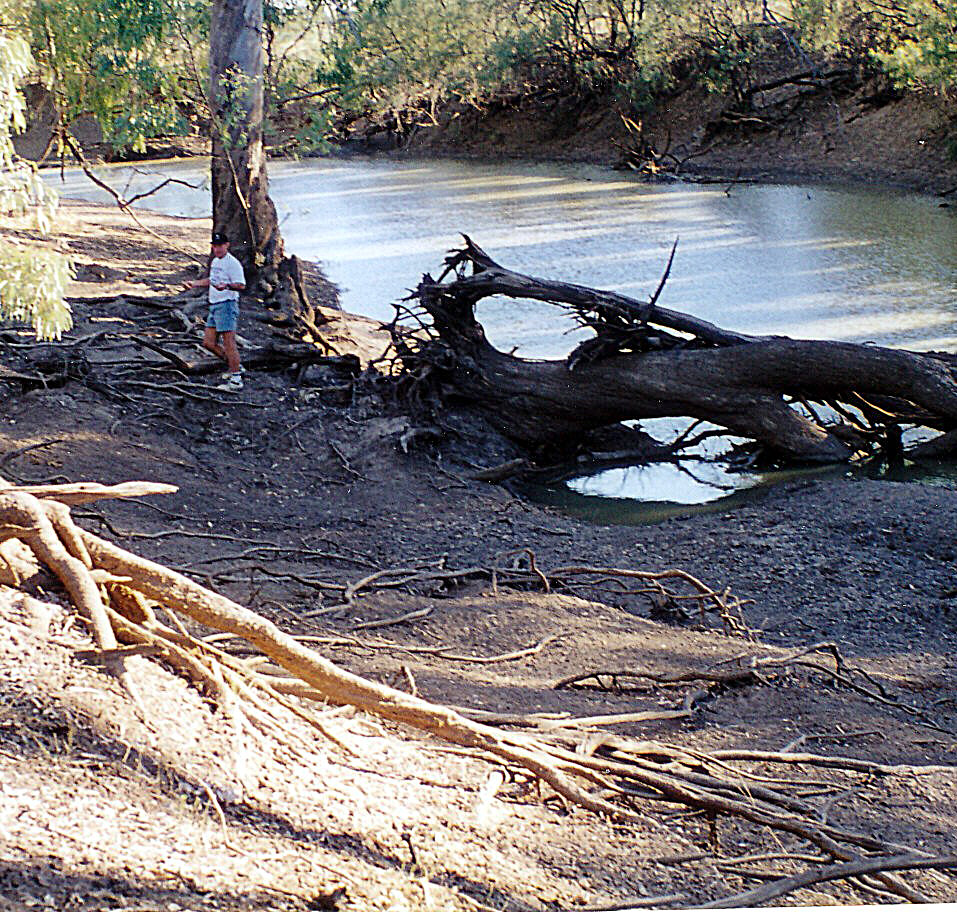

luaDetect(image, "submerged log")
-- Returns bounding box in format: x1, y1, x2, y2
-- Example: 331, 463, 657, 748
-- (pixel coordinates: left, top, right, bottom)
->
391, 238, 957, 464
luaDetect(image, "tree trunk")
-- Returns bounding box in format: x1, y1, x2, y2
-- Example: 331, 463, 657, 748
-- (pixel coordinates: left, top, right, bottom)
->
209, 0, 282, 286
393, 239, 957, 464
209, 0, 322, 335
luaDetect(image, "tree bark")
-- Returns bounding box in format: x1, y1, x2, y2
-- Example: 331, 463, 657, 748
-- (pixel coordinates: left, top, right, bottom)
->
396, 239, 957, 463
209, 0, 323, 336
433, 334, 957, 461
209, 0, 282, 285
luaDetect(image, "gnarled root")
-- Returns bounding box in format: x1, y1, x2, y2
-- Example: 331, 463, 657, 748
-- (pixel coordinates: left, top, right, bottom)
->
1, 475, 954, 906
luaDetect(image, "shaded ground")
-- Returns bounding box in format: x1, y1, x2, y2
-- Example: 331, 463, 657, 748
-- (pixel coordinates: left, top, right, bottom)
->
0, 201, 955, 910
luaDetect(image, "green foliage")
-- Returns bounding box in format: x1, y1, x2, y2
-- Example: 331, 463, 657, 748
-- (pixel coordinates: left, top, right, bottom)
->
216, 63, 256, 148
485, 28, 549, 84
0, 242, 73, 339
4, 0, 953, 165
616, 67, 669, 113
318, 0, 548, 113
0, 0, 72, 339
311, 0, 955, 133
790, 0, 957, 92
290, 107, 334, 154
873, 0, 957, 92
25, 0, 189, 153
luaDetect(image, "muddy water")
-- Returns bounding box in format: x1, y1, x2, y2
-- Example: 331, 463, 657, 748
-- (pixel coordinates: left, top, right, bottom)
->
49, 156, 957, 513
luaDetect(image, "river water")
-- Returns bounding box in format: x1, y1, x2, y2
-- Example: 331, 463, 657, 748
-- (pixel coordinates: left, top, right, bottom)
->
48, 156, 957, 514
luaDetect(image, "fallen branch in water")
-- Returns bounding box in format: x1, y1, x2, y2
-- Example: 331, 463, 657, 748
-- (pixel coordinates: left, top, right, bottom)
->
389, 237, 957, 465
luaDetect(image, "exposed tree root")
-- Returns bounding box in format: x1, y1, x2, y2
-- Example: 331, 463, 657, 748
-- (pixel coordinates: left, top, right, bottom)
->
554, 641, 950, 733
1, 476, 955, 906
330, 556, 753, 638
692, 853, 957, 909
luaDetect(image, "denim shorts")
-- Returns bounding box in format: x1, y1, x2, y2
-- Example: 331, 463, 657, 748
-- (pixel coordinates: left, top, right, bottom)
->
206, 299, 239, 333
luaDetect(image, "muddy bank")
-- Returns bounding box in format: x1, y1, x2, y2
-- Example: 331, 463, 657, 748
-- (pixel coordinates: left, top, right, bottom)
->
336, 74, 957, 196
1, 200, 956, 910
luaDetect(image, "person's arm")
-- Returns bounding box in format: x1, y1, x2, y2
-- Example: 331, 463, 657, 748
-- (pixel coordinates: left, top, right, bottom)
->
184, 276, 211, 290
226, 259, 246, 293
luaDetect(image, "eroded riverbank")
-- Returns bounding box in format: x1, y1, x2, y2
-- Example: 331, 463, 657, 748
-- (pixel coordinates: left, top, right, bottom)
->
1, 194, 956, 910
335, 71, 957, 197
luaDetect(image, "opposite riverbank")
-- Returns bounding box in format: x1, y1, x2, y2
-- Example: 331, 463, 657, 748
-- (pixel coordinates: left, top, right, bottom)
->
15, 54, 957, 198
333, 71, 957, 196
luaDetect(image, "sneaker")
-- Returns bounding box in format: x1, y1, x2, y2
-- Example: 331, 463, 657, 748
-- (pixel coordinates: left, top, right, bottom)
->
217, 373, 244, 391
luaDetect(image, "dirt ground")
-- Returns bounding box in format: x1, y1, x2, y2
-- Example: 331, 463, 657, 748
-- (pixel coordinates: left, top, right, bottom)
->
0, 200, 956, 911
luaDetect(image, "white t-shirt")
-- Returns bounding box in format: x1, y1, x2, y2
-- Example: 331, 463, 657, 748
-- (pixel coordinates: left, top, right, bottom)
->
208, 252, 245, 304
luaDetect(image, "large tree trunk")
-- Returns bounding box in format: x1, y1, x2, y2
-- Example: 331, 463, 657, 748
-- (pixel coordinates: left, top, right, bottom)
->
209, 0, 324, 337
209, 0, 281, 283
393, 239, 957, 464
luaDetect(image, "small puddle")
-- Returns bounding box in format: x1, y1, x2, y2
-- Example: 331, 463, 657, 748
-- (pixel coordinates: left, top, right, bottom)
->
520, 462, 845, 525
520, 456, 957, 526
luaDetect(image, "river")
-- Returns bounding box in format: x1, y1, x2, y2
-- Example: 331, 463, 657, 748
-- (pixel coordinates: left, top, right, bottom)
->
48, 156, 957, 514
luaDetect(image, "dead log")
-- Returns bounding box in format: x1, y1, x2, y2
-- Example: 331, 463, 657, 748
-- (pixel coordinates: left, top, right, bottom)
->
0, 480, 178, 506
391, 238, 957, 463
176, 346, 359, 377
128, 337, 356, 376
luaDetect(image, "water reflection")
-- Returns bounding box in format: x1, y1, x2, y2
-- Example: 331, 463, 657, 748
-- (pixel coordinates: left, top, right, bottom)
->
524, 466, 844, 525
524, 457, 957, 526
571, 461, 741, 504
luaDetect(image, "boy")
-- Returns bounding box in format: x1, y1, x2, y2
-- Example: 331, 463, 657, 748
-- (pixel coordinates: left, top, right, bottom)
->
185, 232, 246, 390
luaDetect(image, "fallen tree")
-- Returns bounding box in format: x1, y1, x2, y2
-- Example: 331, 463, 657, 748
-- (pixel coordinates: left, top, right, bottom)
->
388, 238, 957, 464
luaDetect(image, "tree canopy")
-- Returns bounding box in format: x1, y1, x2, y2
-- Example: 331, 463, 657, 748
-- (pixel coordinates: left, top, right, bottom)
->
1, 0, 952, 163
25, 0, 188, 153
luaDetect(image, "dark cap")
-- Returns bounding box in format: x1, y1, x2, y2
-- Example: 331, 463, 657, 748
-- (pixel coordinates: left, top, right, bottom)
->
211, 232, 229, 245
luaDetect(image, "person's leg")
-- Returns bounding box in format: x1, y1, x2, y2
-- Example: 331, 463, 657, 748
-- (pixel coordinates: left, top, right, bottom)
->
203, 325, 226, 361
211, 300, 242, 389
221, 331, 241, 373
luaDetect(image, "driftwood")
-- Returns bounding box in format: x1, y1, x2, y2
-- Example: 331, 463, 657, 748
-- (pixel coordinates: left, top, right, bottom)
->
1, 319, 358, 400
390, 238, 957, 464
148, 344, 358, 377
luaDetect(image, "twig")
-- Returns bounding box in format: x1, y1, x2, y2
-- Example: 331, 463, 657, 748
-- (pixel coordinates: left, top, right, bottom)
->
435, 635, 562, 665
58, 133, 204, 264
353, 607, 433, 630
0, 439, 66, 469
582, 896, 687, 911
694, 853, 955, 908
328, 441, 363, 479
555, 667, 759, 691
268, 411, 321, 449
708, 748, 957, 776
536, 706, 695, 731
